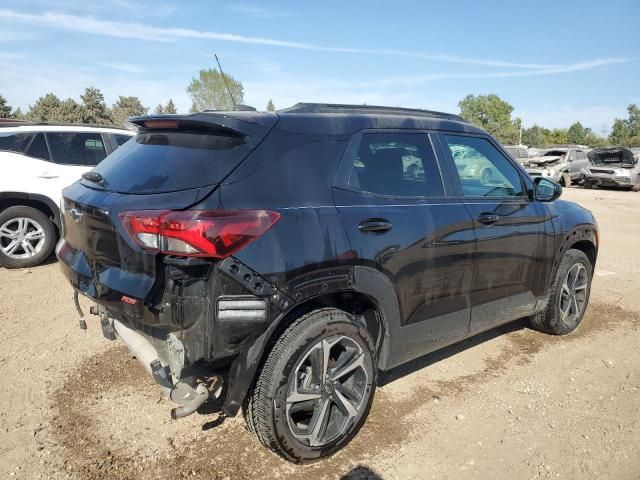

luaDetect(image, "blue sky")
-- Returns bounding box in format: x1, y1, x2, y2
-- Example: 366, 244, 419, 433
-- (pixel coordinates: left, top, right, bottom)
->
0, 0, 638, 133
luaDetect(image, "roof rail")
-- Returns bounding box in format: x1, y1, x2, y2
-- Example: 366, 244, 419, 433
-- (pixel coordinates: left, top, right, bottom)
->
278, 102, 463, 121
0, 121, 128, 130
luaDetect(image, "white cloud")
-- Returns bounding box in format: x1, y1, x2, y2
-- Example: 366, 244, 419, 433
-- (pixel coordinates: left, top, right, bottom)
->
0, 8, 630, 72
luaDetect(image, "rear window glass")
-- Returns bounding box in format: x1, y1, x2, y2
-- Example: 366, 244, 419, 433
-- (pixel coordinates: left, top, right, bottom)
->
89, 130, 250, 193
25, 133, 51, 161
0, 132, 33, 154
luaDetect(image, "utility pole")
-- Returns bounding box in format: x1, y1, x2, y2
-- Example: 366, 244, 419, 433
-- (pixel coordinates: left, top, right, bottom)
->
600, 124, 608, 138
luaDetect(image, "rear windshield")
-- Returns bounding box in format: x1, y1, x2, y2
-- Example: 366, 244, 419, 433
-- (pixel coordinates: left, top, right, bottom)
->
88, 130, 251, 193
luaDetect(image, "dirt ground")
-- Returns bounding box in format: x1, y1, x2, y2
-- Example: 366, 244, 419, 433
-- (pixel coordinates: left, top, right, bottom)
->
0, 187, 638, 480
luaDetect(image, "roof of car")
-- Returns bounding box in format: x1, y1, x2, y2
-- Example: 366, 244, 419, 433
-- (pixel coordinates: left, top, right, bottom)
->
0, 123, 133, 134
133, 103, 485, 137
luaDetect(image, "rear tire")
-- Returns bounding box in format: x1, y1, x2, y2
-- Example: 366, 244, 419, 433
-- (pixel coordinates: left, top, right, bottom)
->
583, 178, 593, 189
529, 249, 592, 335
244, 308, 376, 462
0, 206, 56, 269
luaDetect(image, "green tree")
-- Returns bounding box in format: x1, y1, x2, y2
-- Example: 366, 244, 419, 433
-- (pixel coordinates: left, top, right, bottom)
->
609, 118, 630, 145
547, 128, 568, 145
81, 87, 112, 124
164, 99, 177, 114
12, 107, 24, 120
566, 122, 588, 145
186, 68, 244, 112
266, 99, 275, 112
0, 94, 12, 118
56, 98, 84, 123
27, 93, 62, 122
521, 125, 547, 148
154, 104, 165, 115
112, 96, 147, 126
458, 94, 519, 144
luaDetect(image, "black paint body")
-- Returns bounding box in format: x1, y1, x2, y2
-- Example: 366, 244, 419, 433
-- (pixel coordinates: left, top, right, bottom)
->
58, 109, 598, 415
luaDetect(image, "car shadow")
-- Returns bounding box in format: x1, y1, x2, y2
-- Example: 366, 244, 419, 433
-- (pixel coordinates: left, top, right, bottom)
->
340, 465, 384, 479
378, 318, 527, 386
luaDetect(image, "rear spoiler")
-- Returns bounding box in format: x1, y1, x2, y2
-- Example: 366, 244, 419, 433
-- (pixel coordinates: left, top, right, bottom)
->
127, 112, 279, 143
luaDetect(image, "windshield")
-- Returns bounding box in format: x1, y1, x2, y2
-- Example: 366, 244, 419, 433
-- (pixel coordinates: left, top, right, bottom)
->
543, 150, 567, 158
86, 130, 251, 194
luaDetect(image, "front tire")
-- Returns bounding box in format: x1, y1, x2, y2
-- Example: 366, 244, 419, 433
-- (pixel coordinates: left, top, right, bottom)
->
560, 173, 571, 188
244, 308, 376, 462
0, 206, 56, 269
529, 249, 592, 335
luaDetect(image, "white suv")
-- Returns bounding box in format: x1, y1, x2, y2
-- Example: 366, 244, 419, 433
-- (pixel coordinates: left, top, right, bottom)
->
0, 123, 134, 268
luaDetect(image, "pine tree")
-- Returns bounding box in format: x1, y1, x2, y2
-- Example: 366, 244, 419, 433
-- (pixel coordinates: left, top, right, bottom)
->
266, 99, 275, 112
27, 93, 62, 122
154, 104, 165, 115
112, 96, 147, 126
80, 87, 112, 124
0, 94, 12, 118
164, 99, 177, 114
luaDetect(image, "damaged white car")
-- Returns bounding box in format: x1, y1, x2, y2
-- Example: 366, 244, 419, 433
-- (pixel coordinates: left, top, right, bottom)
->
523, 147, 590, 187
583, 147, 640, 191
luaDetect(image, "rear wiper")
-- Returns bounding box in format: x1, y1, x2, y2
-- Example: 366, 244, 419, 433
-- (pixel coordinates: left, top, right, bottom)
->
82, 171, 106, 185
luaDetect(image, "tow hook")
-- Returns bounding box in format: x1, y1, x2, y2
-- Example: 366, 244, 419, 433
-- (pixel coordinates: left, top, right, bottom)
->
169, 376, 224, 420
72, 290, 87, 330
170, 383, 210, 419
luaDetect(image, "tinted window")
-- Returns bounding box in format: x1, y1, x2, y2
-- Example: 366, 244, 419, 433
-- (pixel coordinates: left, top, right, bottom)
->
0, 132, 33, 154
47, 132, 107, 166
25, 133, 51, 161
89, 130, 251, 194
113, 134, 131, 148
347, 132, 444, 197
444, 135, 524, 197
577, 151, 587, 160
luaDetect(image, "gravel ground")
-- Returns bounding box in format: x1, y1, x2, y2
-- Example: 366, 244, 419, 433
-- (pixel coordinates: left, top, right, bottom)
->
0, 187, 638, 479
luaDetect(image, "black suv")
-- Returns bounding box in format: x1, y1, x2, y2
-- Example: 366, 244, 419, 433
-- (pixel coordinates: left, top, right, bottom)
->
58, 103, 598, 461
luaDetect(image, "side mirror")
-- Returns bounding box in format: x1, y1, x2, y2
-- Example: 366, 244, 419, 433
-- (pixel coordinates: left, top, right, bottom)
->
533, 177, 562, 202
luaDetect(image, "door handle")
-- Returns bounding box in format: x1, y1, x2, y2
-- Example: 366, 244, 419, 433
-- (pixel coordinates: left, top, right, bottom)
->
38, 172, 59, 179
477, 213, 500, 225
358, 219, 392, 233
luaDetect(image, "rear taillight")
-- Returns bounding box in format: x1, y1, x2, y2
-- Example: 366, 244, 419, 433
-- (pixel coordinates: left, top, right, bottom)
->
119, 209, 280, 258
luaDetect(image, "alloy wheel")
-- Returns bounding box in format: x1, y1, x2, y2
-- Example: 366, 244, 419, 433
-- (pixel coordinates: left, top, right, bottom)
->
286, 335, 369, 447
0, 217, 47, 259
558, 263, 589, 326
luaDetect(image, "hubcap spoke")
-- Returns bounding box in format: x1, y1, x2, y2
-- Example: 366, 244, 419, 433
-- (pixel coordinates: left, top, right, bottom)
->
287, 390, 322, 404
0, 217, 45, 259
332, 352, 365, 381
333, 385, 358, 419
308, 398, 331, 447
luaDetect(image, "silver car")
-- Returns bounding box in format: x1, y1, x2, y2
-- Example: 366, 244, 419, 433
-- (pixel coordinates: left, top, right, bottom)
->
522, 147, 590, 187
583, 147, 640, 191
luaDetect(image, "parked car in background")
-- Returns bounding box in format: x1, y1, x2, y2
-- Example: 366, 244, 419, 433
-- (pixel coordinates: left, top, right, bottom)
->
58, 103, 598, 461
583, 146, 640, 191
504, 145, 529, 164
0, 124, 134, 268
522, 146, 590, 186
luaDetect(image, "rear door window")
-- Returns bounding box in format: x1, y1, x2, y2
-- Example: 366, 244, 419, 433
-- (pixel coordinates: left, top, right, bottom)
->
88, 130, 251, 193
25, 133, 51, 161
46, 132, 108, 166
346, 132, 445, 197
0, 131, 33, 154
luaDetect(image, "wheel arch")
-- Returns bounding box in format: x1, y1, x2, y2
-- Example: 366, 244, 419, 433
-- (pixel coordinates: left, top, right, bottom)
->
223, 266, 400, 416
0, 192, 61, 229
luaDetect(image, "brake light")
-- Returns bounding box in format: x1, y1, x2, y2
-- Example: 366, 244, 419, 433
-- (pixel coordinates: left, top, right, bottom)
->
119, 209, 280, 258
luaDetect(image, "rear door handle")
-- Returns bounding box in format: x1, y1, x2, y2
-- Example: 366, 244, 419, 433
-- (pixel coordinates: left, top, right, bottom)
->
38, 172, 59, 179
358, 219, 392, 233
477, 213, 500, 225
